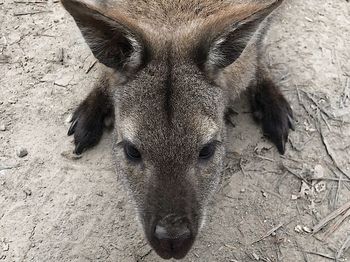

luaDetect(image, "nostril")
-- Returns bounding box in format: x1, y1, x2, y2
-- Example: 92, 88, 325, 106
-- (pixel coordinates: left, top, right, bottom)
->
154, 225, 168, 240
154, 224, 191, 241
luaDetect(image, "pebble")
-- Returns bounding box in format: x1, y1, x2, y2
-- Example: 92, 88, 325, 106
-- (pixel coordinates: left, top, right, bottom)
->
23, 188, 32, 197
314, 164, 325, 179
2, 243, 9, 251
302, 226, 312, 233
294, 225, 303, 233
8, 98, 17, 104
315, 181, 326, 193
291, 194, 299, 200
0, 124, 5, 131
16, 147, 28, 158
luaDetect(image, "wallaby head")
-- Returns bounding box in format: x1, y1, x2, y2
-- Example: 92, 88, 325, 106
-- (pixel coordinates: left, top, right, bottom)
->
62, 0, 284, 259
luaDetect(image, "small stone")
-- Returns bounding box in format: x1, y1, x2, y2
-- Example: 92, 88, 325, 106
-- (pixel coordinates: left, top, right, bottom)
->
252, 252, 259, 260
302, 226, 312, 233
2, 243, 9, 251
315, 181, 326, 193
314, 165, 325, 179
54, 72, 73, 87
240, 188, 246, 193
294, 225, 303, 233
300, 181, 311, 197
23, 188, 32, 197
8, 98, 17, 104
291, 194, 299, 200
262, 192, 267, 198
16, 147, 28, 158
0, 124, 6, 131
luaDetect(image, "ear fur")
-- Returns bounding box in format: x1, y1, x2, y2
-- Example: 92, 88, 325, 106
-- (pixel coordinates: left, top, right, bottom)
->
61, 0, 150, 74
195, 0, 284, 72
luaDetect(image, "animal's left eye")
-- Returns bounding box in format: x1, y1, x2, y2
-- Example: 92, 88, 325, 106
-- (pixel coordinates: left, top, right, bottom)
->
124, 142, 142, 161
199, 143, 216, 160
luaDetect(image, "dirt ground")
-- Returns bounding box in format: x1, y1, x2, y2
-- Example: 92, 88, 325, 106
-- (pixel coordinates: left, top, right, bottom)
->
1, 0, 350, 261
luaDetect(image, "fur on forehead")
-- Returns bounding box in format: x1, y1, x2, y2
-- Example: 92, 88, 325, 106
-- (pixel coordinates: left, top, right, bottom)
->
119, 114, 219, 144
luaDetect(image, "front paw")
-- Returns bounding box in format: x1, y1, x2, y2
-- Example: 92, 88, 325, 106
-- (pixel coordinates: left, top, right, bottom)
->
260, 97, 294, 154
67, 96, 114, 155
252, 93, 294, 154
67, 103, 105, 154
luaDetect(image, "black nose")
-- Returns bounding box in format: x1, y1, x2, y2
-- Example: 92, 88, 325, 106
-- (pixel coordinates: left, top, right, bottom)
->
152, 214, 193, 259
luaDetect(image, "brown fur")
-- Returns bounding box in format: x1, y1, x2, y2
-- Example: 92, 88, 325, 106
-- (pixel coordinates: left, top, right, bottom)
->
61, 0, 293, 259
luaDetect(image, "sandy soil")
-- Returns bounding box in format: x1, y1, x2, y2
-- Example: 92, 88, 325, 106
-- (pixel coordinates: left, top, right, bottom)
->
1, 0, 350, 261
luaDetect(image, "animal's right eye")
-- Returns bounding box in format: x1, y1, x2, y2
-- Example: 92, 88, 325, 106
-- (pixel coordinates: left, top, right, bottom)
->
124, 143, 142, 161
199, 142, 216, 160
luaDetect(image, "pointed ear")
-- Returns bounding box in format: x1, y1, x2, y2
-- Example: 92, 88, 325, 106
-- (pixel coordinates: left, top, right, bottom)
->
61, 0, 150, 74
195, 0, 283, 73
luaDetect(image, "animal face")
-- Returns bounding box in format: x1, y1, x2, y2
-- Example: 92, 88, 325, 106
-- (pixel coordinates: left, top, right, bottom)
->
61, 0, 284, 259
113, 60, 226, 258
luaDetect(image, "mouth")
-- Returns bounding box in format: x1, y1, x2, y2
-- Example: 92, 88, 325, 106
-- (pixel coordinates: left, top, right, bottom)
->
149, 235, 195, 259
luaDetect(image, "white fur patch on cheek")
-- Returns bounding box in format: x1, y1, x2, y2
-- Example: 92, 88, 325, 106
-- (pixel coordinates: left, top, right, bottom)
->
194, 116, 219, 144
118, 118, 139, 142
199, 209, 207, 231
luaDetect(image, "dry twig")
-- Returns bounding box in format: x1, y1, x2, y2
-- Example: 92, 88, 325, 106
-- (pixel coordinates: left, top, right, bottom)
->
13, 10, 51, 16
305, 251, 335, 261
318, 124, 350, 180
86, 60, 97, 74
250, 222, 284, 245
312, 201, 350, 234
336, 234, 350, 260
320, 208, 350, 241
282, 164, 312, 186
295, 239, 309, 262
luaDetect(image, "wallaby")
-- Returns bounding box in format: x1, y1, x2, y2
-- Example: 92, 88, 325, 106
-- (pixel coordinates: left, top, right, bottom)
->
61, 0, 293, 259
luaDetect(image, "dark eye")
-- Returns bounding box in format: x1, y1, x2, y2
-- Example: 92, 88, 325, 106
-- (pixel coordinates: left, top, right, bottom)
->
199, 143, 216, 160
124, 143, 141, 161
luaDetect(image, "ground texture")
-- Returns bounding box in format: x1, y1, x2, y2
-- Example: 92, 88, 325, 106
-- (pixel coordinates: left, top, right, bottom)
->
1, 0, 350, 261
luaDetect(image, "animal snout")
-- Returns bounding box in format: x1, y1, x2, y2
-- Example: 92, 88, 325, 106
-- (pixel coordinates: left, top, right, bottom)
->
152, 214, 194, 259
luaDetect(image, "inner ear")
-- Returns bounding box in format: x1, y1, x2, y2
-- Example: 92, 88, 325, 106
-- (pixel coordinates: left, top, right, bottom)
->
194, 0, 284, 72
61, 0, 150, 73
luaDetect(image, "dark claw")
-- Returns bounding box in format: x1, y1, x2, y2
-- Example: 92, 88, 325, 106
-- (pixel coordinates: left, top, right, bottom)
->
288, 114, 295, 131
74, 142, 84, 155
274, 134, 286, 155
67, 118, 78, 136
